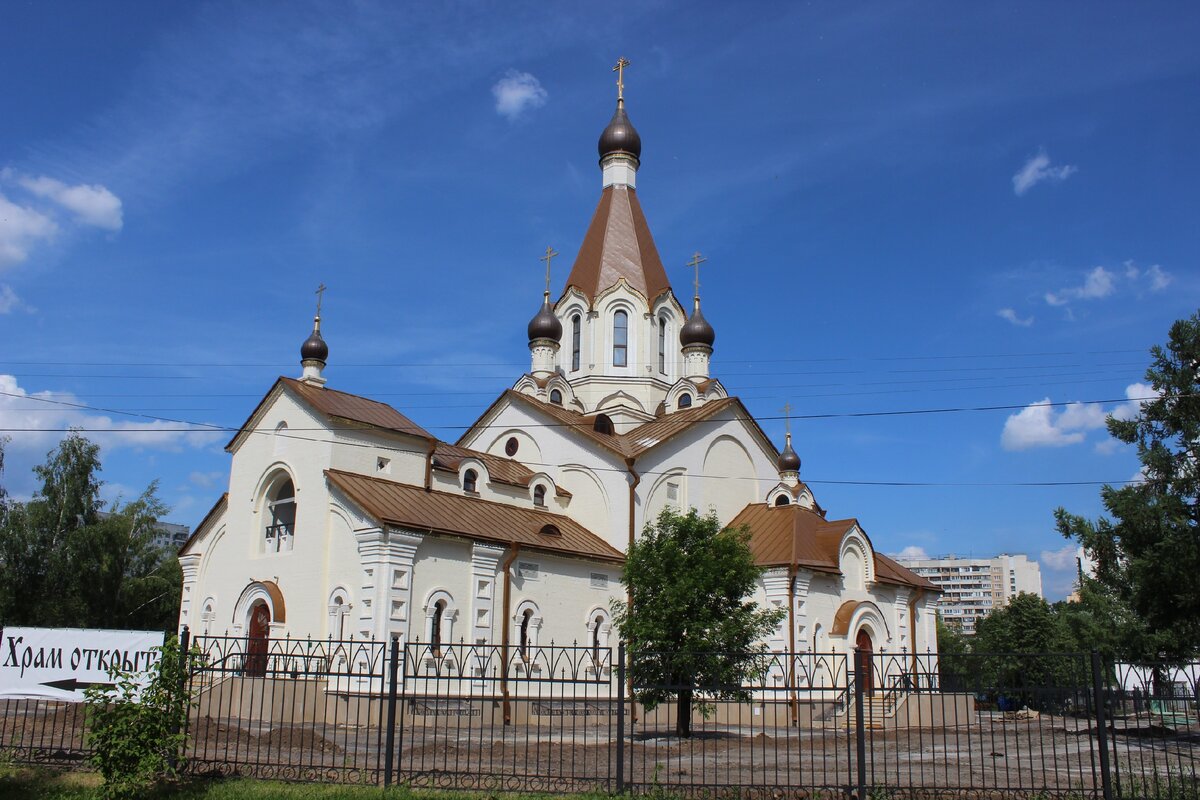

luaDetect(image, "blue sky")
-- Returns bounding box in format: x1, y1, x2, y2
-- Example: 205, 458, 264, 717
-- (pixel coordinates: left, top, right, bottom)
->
2, 2, 1197, 599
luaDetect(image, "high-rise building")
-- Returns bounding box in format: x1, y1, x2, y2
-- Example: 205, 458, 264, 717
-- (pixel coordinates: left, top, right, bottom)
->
893, 554, 1043, 635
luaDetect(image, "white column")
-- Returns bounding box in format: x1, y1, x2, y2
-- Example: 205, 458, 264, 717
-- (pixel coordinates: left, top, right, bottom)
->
793, 570, 813, 652
354, 526, 422, 642
178, 553, 201, 634
470, 543, 505, 645
894, 588, 912, 652
762, 568, 789, 652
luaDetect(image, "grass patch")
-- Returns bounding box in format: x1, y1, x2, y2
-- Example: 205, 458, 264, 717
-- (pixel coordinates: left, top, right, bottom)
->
0, 766, 622, 800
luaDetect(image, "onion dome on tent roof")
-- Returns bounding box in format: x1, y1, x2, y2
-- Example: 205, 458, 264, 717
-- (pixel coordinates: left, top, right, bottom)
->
597, 101, 642, 161
527, 293, 563, 343
679, 300, 716, 348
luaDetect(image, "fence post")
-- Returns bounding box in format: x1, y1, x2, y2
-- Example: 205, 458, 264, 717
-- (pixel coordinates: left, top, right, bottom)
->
1090, 650, 1113, 800
384, 636, 400, 788
616, 641, 626, 794
854, 647, 867, 800
170, 625, 191, 773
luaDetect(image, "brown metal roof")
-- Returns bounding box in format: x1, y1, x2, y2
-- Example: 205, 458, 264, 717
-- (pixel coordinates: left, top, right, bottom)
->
430, 442, 571, 497
227, 378, 435, 452
325, 470, 622, 562
281, 377, 433, 440
498, 389, 742, 460
562, 186, 673, 306
726, 503, 937, 591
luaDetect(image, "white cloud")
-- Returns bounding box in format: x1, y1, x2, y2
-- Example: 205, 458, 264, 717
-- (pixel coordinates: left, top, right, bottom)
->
1003, 383, 1162, 451
188, 470, 225, 489
0, 193, 58, 268
0, 373, 218, 455
17, 175, 123, 231
892, 545, 930, 561
1040, 544, 1078, 571
1146, 264, 1172, 291
0, 284, 20, 313
491, 70, 547, 121
1001, 397, 1107, 450
1013, 149, 1077, 196
997, 307, 1033, 327
1045, 266, 1115, 306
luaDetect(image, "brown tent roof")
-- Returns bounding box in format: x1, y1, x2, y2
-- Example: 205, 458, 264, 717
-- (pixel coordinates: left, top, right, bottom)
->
325, 469, 621, 562
491, 390, 747, 460
727, 503, 937, 592
227, 377, 434, 451
430, 442, 570, 497
562, 185, 673, 306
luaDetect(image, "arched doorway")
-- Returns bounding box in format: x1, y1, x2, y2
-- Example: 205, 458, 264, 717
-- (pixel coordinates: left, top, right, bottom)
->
855, 628, 874, 694
246, 600, 270, 677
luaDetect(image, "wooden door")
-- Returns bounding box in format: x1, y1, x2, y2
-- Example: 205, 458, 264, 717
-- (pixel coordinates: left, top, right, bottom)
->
246, 601, 270, 677
856, 628, 874, 694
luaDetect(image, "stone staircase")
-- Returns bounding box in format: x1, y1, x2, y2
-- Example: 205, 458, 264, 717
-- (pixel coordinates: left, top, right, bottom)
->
839, 691, 907, 728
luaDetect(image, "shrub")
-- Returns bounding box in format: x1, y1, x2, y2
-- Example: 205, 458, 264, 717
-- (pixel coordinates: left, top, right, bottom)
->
84, 635, 194, 798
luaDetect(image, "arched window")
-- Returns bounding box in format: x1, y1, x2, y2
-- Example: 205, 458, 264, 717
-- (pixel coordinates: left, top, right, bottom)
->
431, 599, 446, 655
549, 389, 563, 405
591, 613, 605, 665
519, 608, 534, 660
658, 313, 668, 373
571, 315, 581, 371
593, 414, 614, 435
613, 310, 628, 367
266, 477, 296, 553
463, 469, 478, 493
533, 485, 546, 507
678, 394, 693, 409
774, 495, 790, 507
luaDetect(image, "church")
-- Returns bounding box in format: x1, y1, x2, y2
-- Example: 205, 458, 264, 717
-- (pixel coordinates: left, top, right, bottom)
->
177, 70, 939, 666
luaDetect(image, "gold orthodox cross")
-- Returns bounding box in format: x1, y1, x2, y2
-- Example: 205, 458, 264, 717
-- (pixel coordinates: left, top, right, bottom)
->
539, 246, 559, 294
781, 402, 793, 435
686, 251, 707, 299
315, 283, 327, 317
613, 57, 630, 102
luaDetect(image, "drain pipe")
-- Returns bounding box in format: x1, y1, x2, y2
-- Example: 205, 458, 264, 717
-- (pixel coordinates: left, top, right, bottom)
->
423, 438, 437, 492
787, 529, 799, 723
623, 457, 640, 723
500, 544, 521, 724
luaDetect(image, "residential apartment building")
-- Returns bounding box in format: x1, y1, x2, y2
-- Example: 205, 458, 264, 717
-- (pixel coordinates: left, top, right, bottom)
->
894, 553, 1043, 635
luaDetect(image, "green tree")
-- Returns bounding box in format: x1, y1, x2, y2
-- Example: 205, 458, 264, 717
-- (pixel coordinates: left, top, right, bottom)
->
612, 508, 786, 737
0, 433, 181, 631
1056, 311, 1200, 662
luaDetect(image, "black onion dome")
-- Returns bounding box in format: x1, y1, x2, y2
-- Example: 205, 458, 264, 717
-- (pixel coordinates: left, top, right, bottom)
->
527, 296, 563, 343
778, 439, 801, 473
680, 304, 716, 347
301, 319, 328, 363
598, 102, 642, 160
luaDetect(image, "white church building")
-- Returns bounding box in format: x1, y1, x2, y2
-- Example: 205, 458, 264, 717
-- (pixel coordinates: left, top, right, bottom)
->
177, 80, 939, 666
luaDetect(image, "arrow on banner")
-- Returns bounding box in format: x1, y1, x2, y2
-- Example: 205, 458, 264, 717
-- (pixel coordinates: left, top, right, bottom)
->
39, 678, 116, 693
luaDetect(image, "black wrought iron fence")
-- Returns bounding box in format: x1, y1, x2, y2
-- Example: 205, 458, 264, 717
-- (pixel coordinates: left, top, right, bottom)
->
1, 633, 1197, 799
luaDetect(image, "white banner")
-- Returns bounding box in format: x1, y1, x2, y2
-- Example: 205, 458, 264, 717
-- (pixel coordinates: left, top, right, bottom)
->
0, 626, 166, 701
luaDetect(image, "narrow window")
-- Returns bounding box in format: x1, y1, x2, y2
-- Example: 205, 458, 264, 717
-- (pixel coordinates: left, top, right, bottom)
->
463, 469, 478, 493
533, 485, 546, 507
571, 315, 581, 371
431, 599, 446, 655
658, 313, 668, 373
593, 414, 614, 435
519, 609, 534, 660
591, 614, 605, 665
613, 310, 628, 367
266, 478, 296, 552
549, 389, 563, 405
678, 394, 692, 409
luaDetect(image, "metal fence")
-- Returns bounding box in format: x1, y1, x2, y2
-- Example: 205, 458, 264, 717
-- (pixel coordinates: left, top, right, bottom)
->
2, 630, 1198, 798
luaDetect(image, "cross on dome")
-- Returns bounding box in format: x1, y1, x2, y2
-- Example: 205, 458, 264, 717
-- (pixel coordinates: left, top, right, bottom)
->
613, 57, 630, 104
540, 246, 559, 296
686, 251, 707, 301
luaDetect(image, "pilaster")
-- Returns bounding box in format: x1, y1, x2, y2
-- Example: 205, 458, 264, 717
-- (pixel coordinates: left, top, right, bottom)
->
354, 526, 422, 642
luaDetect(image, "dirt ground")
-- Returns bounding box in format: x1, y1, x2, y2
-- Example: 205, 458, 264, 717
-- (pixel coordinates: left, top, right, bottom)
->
5, 702, 1198, 798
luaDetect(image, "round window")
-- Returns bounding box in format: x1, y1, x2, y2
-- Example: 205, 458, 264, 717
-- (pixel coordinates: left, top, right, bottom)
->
505, 437, 519, 457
